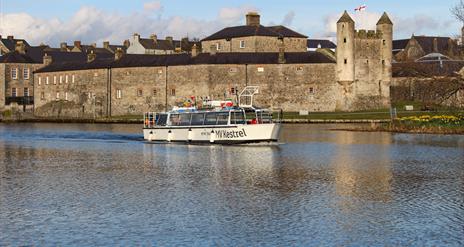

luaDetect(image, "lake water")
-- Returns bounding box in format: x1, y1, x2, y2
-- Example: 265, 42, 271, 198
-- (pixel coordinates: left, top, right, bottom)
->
0, 123, 463, 246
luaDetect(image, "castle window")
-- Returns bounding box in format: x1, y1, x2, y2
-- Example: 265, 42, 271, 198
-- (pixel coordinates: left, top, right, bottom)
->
116, 89, 122, 99
59, 75, 63, 84
343, 38, 347, 43
72, 75, 75, 83
11, 88, 17, 97
56, 92, 60, 99
53, 76, 57, 85
41, 92, 45, 100
153, 89, 157, 96
383, 40, 386, 45
24, 88, 29, 97
309, 87, 315, 94
240, 40, 245, 48
382, 60, 385, 65
65, 92, 68, 101
137, 89, 143, 97
38, 77, 42, 85
366, 59, 369, 64
170, 88, 176, 96
46, 76, 49, 85
65, 75, 69, 83
11, 68, 18, 80
23, 68, 30, 80
344, 59, 347, 64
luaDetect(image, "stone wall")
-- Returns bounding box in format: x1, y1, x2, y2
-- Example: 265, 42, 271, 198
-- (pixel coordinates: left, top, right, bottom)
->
202, 36, 307, 53
0, 64, 5, 110
4, 63, 40, 98
392, 77, 464, 108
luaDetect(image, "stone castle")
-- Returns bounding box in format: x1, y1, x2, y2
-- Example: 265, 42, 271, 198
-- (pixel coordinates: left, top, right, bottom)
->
1, 11, 394, 118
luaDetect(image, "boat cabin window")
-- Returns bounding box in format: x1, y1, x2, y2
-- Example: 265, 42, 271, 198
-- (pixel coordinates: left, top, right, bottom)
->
170, 114, 181, 126
191, 113, 205, 126
156, 114, 168, 126
231, 111, 245, 124
179, 114, 191, 126
205, 113, 218, 125
217, 113, 229, 125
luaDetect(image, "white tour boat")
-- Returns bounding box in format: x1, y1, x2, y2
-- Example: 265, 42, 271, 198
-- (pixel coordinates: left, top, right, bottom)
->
143, 86, 282, 144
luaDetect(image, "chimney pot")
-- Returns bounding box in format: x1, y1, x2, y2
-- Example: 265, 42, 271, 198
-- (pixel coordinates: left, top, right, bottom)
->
43, 53, 53, 66
74, 41, 82, 48
103, 41, 110, 49
166, 36, 173, 43
7, 35, 14, 40
60, 42, 68, 51
191, 44, 200, 57
150, 34, 158, 42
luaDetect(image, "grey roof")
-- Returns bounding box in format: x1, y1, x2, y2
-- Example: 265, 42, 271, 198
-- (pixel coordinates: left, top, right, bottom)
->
377, 12, 393, 25
34, 51, 335, 73
307, 39, 336, 49
393, 61, 464, 77
0, 51, 37, 63
202, 24, 307, 41
393, 39, 410, 50
413, 36, 453, 54
0, 37, 30, 51
337, 11, 354, 24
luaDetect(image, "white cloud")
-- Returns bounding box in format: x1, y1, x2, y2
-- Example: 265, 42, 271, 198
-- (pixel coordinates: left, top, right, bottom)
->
143, 1, 163, 12
281, 11, 296, 26
0, 5, 258, 47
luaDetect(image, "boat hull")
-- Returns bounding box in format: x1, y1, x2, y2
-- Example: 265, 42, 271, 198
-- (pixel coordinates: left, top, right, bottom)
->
143, 124, 281, 144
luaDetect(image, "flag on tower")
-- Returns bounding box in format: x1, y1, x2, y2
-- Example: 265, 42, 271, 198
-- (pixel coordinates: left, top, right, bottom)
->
355, 5, 367, 12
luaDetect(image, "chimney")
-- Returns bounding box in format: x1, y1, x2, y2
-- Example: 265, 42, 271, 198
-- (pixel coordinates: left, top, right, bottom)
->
43, 53, 53, 66
87, 50, 96, 63
15, 41, 26, 54
115, 48, 124, 61
433, 38, 439, 53
166, 36, 173, 44
60, 42, 68, 51
123, 39, 130, 48
191, 44, 200, 57
133, 33, 140, 41
74, 40, 82, 49
150, 34, 158, 42
103, 41, 110, 49
246, 12, 260, 27
7, 35, 14, 40
278, 41, 286, 64
91, 43, 97, 48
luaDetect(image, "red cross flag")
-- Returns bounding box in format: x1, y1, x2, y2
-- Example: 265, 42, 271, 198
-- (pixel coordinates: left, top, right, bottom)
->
355, 5, 367, 12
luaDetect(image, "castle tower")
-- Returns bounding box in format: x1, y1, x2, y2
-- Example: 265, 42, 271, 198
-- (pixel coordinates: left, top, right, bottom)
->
376, 12, 393, 84
336, 11, 355, 82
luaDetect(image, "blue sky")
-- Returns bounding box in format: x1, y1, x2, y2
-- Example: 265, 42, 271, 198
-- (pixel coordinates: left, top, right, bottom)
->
0, 0, 460, 46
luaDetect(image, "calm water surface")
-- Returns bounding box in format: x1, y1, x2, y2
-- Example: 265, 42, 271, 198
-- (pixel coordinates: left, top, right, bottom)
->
0, 123, 463, 246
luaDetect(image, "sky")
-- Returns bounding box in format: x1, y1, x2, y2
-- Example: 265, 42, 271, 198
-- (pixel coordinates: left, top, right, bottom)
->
0, 0, 461, 46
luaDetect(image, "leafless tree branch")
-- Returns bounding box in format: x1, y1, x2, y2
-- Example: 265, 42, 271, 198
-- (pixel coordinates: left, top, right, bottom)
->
451, 0, 464, 23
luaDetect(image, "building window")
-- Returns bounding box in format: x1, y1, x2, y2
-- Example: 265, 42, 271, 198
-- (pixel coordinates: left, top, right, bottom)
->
72, 75, 75, 83
383, 40, 386, 45
309, 87, 315, 94
11, 68, 18, 80
53, 76, 57, 85
382, 60, 385, 65
216, 43, 221, 51
11, 88, 17, 97
38, 77, 42, 85
56, 92, 60, 99
344, 59, 347, 64
41, 92, 45, 100
230, 87, 236, 94
59, 75, 63, 84
170, 88, 176, 96
24, 88, 29, 97
257, 67, 264, 72
137, 89, 143, 97
23, 68, 30, 80
153, 89, 158, 96
240, 40, 245, 48
46, 76, 49, 85
65, 75, 69, 83
65, 92, 68, 101
343, 38, 347, 43
116, 89, 122, 99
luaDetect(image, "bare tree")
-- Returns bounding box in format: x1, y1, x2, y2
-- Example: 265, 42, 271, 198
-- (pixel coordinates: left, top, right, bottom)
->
452, 0, 464, 22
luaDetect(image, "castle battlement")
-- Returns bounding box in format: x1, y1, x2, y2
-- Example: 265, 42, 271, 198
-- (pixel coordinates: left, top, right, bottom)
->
355, 29, 382, 39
